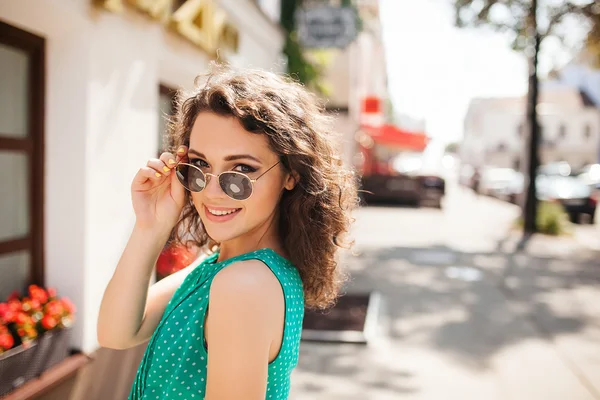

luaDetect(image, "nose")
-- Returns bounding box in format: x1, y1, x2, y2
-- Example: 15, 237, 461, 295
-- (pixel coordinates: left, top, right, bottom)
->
203, 173, 226, 199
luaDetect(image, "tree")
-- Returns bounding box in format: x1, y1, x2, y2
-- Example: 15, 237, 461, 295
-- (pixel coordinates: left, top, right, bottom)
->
453, 1, 600, 235
280, 0, 320, 87
445, 142, 460, 154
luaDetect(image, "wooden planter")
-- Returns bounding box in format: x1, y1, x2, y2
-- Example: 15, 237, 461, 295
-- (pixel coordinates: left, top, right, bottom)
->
0, 328, 72, 396
302, 291, 382, 344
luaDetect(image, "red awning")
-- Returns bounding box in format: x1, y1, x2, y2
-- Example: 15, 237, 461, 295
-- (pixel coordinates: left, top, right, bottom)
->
361, 124, 429, 151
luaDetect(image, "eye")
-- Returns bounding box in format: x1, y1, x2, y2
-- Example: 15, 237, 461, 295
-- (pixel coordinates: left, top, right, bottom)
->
190, 158, 209, 169
234, 164, 257, 174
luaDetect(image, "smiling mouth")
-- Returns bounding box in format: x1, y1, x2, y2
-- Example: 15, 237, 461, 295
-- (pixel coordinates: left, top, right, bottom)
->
206, 207, 240, 216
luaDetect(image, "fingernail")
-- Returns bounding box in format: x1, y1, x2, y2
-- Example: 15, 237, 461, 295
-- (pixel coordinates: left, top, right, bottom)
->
177, 147, 186, 154
155, 172, 162, 178
168, 159, 176, 165
163, 166, 170, 172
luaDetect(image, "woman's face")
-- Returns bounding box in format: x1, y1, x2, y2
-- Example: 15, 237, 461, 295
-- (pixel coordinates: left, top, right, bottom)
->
186, 112, 295, 244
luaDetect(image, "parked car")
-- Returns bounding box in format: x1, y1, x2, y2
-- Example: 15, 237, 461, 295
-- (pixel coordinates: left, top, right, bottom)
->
576, 163, 600, 189
360, 151, 445, 208
537, 171, 597, 224
479, 167, 521, 201
492, 163, 597, 222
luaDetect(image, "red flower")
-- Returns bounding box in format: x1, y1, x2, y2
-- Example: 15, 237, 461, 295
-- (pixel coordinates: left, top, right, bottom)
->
29, 285, 49, 304
15, 312, 29, 325
45, 300, 64, 317
2, 309, 16, 324
60, 297, 76, 314
0, 333, 14, 350
47, 287, 57, 298
41, 315, 57, 330
7, 290, 20, 302
8, 300, 22, 312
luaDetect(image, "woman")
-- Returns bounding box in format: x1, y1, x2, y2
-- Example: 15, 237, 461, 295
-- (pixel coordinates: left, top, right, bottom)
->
97, 65, 358, 399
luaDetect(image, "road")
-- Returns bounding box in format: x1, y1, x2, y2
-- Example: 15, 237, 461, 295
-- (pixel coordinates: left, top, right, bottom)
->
290, 181, 600, 400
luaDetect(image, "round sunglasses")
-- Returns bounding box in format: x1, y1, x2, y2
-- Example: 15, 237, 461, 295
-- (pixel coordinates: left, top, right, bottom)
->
175, 161, 281, 201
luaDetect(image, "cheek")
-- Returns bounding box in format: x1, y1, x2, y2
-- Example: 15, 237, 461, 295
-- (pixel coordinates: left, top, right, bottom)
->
245, 184, 282, 214
189, 193, 204, 212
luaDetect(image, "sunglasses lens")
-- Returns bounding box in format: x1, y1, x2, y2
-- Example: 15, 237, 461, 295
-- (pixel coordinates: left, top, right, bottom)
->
219, 172, 253, 200
176, 164, 206, 192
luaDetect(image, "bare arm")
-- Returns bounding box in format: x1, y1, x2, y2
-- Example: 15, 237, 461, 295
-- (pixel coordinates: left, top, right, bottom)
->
205, 260, 285, 400
98, 225, 183, 350
97, 147, 189, 349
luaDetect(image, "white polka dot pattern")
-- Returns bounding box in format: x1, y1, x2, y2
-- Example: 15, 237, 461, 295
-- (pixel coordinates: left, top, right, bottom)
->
127, 248, 305, 400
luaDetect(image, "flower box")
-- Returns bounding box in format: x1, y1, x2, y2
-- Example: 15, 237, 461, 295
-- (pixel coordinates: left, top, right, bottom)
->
0, 327, 72, 396
0, 340, 39, 394
0, 285, 75, 396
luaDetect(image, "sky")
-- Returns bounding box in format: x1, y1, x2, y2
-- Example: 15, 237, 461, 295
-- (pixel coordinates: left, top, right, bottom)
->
379, 0, 578, 144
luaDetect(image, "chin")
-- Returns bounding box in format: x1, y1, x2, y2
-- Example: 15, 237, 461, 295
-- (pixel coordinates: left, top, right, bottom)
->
201, 220, 242, 244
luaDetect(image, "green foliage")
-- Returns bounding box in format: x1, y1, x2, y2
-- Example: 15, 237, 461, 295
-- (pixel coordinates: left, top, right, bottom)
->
445, 142, 460, 153
280, 0, 363, 93
536, 201, 571, 235
515, 201, 572, 236
453, 1, 600, 59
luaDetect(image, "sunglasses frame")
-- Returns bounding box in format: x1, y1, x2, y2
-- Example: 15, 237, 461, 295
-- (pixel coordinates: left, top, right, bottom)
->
175, 161, 281, 201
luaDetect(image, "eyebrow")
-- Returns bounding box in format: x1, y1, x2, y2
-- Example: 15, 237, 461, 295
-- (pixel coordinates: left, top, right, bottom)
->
188, 149, 262, 164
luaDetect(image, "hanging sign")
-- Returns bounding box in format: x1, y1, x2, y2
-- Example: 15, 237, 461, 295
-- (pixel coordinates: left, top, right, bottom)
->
296, 6, 358, 49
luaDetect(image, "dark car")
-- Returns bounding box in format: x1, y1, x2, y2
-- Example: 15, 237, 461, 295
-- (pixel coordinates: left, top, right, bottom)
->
360, 152, 445, 208
537, 174, 597, 224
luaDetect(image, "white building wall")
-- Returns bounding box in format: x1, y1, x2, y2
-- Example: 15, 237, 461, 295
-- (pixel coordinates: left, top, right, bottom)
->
2, 0, 284, 354
463, 92, 600, 171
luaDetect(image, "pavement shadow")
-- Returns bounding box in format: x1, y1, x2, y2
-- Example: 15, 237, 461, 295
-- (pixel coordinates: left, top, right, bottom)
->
334, 239, 600, 370
296, 342, 418, 396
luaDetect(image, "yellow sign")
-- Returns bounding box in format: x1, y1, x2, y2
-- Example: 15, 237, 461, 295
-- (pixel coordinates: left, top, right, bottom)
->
96, 0, 239, 55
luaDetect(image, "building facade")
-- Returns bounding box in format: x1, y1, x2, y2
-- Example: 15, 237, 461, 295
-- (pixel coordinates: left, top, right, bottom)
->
318, 0, 389, 170
461, 86, 600, 171
1, 1, 284, 396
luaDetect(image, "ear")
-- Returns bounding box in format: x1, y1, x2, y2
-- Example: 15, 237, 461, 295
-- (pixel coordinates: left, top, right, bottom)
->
284, 171, 299, 191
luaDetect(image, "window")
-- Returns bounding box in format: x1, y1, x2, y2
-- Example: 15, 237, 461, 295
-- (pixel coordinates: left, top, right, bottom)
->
558, 124, 566, 139
584, 124, 591, 139
0, 22, 45, 300
158, 85, 177, 153
497, 142, 507, 152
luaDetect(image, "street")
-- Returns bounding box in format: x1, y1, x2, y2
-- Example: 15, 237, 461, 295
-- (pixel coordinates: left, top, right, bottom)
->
290, 180, 600, 400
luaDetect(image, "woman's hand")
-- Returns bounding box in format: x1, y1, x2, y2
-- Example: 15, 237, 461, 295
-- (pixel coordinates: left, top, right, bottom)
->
131, 146, 188, 231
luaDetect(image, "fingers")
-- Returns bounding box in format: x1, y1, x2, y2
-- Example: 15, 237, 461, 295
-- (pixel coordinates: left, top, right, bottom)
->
159, 152, 177, 174
132, 147, 187, 191
175, 145, 188, 163
147, 158, 170, 178
132, 166, 166, 187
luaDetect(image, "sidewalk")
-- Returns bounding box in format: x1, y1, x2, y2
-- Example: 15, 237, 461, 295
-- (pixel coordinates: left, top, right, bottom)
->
290, 230, 600, 399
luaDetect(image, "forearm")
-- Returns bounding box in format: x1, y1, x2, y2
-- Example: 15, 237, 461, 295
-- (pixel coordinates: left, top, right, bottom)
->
97, 224, 171, 349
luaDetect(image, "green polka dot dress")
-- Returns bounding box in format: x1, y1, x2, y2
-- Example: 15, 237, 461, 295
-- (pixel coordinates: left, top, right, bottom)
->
128, 248, 305, 400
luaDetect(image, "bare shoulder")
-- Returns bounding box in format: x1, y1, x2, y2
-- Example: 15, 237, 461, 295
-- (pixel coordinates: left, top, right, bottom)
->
210, 259, 282, 305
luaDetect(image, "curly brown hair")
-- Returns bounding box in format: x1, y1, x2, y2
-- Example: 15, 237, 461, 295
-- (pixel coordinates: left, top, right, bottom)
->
166, 64, 358, 309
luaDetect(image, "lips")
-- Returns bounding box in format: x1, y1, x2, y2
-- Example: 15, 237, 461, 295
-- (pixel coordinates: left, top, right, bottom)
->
203, 205, 241, 223
207, 207, 239, 216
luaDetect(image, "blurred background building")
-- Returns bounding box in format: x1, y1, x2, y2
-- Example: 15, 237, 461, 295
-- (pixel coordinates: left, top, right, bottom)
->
315, 0, 389, 170
461, 85, 600, 171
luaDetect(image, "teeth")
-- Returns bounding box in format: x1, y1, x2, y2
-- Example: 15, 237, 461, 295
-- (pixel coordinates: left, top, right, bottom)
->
208, 208, 238, 216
